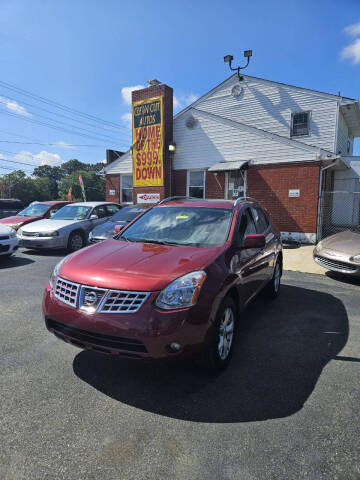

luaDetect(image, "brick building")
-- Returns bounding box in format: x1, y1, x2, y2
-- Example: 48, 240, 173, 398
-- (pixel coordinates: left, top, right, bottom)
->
104, 74, 360, 243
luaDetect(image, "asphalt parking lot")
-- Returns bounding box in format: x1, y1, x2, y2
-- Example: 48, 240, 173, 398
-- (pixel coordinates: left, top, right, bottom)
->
1, 249, 359, 480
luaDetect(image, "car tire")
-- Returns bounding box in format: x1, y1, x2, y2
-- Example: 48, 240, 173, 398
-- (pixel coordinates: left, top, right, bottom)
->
264, 258, 281, 299
67, 231, 85, 252
199, 296, 237, 372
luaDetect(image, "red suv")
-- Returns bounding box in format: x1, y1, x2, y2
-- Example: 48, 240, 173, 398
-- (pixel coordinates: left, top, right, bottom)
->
43, 197, 282, 370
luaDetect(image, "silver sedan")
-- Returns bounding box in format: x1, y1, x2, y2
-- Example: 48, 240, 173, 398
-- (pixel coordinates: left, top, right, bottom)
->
17, 202, 121, 251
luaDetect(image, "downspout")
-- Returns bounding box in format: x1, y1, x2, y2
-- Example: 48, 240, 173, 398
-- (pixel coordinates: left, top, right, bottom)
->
316, 158, 341, 241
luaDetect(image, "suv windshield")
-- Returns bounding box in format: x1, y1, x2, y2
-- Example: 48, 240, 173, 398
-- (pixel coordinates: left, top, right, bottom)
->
18, 203, 50, 217
120, 206, 233, 247
111, 206, 145, 223
51, 205, 91, 220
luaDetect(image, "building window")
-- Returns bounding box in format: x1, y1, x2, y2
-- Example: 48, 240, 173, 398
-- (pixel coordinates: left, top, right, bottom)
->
226, 170, 246, 199
187, 170, 205, 198
121, 175, 133, 203
291, 111, 310, 136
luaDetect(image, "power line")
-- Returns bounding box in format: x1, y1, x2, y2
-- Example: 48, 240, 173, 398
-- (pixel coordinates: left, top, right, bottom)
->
0, 106, 122, 143
0, 109, 127, 145
0, 93, 131, 138
0, 79, 126, 130
0, 164, 33, 174
0, 155, 39, 169
0, 140, 108, 148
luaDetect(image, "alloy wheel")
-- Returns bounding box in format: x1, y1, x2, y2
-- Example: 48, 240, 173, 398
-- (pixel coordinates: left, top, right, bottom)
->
218, 307, 235, 360
70, 234, 83, 251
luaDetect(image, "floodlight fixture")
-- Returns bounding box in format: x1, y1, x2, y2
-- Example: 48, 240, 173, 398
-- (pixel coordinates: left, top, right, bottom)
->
224, 50, 253, 81
224, 55, 234, 64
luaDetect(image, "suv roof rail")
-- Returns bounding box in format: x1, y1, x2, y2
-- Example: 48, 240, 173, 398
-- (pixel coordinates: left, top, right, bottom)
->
233, 196, 258, 208
158, 196, 199, 205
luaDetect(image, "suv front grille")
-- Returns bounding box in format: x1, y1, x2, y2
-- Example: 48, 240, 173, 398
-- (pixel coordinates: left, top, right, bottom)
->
0, 235, 9, 241
54, 277, 150, 313
314, 255, 358, 273
47, 318, 148, 353
54, 278, 80, 307
99, 291, 150, 313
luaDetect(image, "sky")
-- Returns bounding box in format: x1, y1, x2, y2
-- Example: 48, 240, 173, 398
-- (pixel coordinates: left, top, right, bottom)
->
0, 0, 359, 175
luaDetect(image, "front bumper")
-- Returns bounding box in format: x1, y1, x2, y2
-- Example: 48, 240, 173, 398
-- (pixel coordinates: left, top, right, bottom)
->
18, 234, 66, 249
0, 236, 18, 256
43, 283, 211, 360
313, 251, 360, 276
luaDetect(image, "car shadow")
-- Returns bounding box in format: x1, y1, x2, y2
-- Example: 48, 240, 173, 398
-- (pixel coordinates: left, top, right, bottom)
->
325, 271, 360, 286
73, 284, 348, 423
20, 248, 66, 258
0, 255, 34, 268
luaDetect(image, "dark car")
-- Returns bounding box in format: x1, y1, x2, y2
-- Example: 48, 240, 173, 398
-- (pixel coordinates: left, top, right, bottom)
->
43, 197, 282, 371
0, 201, 71, 230
88, 205, 147, 243
0, 199, 24, 219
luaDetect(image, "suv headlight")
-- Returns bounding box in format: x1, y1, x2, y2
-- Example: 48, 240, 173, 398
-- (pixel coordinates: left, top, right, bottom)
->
155, 271, 206, 310
350, 254, 360, 264
49, 257, 67, 288
9, 228, 17, 238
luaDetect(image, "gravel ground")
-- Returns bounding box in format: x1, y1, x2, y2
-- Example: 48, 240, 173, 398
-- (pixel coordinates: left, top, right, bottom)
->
0, 248, 359, 480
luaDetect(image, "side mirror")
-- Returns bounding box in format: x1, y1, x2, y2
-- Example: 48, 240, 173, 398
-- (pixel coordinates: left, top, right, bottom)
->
114, 224, 123, 235
243, 234, 266, 249
90, 214, 98, 220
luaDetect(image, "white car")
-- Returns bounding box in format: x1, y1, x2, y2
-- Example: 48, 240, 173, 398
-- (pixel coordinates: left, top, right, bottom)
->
17, 202, 121, 252
0, 223, 18, 258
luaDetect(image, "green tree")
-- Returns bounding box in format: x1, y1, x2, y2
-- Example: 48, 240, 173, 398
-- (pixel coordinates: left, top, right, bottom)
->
32, 165, 64, 198
58, 170, 105, 202
61, 159, 87, 175
0, 170, 52, 205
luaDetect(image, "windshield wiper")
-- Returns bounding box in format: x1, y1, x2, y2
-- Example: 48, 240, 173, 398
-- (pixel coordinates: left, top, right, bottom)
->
120, 237, 179, 245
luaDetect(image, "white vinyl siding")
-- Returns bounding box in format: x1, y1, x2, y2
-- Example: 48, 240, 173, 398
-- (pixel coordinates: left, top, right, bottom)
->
173, 109, 317, 170
104, 150, 132, 174
337, 110, 352, 155
173, 75, 339, 171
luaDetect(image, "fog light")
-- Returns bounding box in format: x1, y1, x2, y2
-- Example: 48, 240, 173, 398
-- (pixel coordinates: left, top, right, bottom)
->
169, 342, 181, 352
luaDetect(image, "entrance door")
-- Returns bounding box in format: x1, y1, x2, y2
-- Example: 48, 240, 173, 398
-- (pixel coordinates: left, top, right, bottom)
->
226, 170, 245, 200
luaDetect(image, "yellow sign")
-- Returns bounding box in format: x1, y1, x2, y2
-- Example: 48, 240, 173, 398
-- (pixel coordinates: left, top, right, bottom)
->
132, 96, 163, 187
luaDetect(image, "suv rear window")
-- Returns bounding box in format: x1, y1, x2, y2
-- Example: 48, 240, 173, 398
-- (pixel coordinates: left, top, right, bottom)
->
120, 206, 233, 247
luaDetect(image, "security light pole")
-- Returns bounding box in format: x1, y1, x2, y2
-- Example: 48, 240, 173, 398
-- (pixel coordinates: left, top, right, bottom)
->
224, 50, 252, 80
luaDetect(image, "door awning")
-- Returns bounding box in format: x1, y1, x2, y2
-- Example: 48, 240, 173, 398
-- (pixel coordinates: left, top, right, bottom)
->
208, 160, 248, 173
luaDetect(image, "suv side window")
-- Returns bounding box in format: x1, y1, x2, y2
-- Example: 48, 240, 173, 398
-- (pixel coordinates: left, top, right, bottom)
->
93, 205, 107, 218
236, 208, 257, 246
251, 206, 269, 234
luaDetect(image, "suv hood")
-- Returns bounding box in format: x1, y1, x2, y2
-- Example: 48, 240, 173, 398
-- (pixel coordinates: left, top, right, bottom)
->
59, 238, 223, 291
0, 215, 38, 226
21, 218, 83, 232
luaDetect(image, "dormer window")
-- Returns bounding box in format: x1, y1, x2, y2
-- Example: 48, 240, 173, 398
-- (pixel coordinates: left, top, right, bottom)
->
291, 111, 310, 136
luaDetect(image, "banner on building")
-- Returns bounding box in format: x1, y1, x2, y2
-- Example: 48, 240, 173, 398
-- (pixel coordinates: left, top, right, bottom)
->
132, 96, 163, 187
